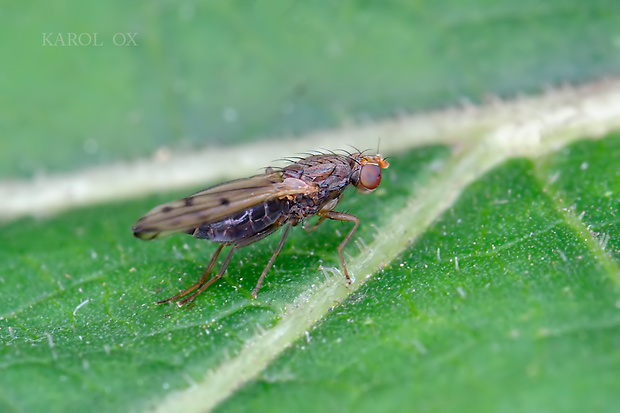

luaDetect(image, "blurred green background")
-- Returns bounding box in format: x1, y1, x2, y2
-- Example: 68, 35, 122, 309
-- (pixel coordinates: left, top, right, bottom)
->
2, 0, 620, 178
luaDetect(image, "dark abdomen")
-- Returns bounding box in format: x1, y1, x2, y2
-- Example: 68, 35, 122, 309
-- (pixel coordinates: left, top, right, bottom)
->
192, 198, 289, 243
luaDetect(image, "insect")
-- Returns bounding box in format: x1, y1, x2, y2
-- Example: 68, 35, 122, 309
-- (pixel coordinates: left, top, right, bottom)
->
132, 151, 389, 306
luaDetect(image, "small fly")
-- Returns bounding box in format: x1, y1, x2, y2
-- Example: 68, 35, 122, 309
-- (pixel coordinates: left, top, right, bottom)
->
132, 151, 389, 306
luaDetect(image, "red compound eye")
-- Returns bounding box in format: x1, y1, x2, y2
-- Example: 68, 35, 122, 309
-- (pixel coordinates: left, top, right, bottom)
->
359, 163, 382, 190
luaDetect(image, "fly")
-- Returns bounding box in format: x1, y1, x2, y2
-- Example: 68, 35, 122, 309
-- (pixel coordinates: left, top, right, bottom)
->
132, 151, 389, 306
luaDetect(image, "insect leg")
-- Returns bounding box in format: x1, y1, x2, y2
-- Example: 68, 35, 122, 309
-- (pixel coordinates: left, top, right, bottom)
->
177, 245, 239, 306
156, 244, 225, 305
251, 224, 291, 298
303, 216, 327, 233
319, 211, 360, 283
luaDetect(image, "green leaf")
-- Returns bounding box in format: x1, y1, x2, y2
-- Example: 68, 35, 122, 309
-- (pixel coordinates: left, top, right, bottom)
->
219, 136, 620, 412
3, 1, 620, 412
2, 133, 619, 412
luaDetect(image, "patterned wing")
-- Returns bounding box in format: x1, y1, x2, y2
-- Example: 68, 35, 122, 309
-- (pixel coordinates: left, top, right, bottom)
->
132, 172, 313, 240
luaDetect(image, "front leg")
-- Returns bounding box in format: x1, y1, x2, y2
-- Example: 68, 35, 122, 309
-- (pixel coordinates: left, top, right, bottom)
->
318, 210, 360, 283
302, 216, 327, 233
